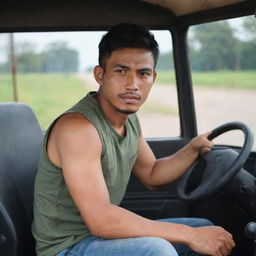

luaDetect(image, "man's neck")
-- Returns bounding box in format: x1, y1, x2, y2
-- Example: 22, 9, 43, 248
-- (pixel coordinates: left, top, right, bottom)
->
95, 92, 128, 137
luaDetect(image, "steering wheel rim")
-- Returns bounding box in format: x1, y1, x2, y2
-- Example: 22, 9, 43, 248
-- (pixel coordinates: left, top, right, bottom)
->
177, 122, 254, 201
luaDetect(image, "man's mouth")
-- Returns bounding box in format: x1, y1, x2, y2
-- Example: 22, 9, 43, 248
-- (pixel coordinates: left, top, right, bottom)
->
118, 92, 141, 101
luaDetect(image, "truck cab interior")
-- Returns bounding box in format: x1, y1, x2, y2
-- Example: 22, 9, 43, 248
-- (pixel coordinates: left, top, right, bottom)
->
0, 0, 256, 255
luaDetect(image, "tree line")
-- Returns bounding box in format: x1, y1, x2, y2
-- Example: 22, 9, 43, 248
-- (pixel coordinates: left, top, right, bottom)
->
157, 17, 255, 71
0, 41, 79, 73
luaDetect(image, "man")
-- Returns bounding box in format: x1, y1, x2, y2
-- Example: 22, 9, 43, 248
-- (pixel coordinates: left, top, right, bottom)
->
32, 23, 235, 256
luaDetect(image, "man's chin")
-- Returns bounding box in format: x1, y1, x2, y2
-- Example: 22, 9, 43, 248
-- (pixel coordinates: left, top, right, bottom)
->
117, 108, 137, 115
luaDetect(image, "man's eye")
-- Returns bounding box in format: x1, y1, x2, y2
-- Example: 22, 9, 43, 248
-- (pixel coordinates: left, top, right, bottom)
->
115, 69, 125, 73
140, 71, 151, 76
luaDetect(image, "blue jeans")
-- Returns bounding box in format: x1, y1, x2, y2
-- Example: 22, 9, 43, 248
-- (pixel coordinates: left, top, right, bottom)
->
56, 218, 212, 256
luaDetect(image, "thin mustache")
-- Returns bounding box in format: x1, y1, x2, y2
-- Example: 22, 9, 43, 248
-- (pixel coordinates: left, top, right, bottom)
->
119, 92, 141, 100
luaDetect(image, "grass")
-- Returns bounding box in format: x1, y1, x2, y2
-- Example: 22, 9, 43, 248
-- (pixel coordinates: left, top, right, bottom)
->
155, 70, 176, 85
0, 73, 92, 129
156, 70, 256, 89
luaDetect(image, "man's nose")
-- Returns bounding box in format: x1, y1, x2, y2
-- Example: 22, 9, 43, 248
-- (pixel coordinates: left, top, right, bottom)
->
125, 73, 139, 91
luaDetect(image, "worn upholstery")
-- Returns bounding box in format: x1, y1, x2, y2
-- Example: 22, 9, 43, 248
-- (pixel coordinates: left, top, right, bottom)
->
0, 103, 43, 256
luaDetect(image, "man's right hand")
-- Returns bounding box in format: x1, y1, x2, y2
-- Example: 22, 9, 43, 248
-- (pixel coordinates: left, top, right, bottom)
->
187, 226, 235, 256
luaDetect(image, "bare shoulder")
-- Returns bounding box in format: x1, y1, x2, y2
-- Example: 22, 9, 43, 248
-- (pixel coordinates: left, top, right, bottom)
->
53, 113, 99, 139
47, 113, 102, 166
54, 113, 94, 131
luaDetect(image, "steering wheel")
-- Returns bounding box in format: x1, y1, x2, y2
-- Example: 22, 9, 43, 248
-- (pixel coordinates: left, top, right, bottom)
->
177, 122, 254, 201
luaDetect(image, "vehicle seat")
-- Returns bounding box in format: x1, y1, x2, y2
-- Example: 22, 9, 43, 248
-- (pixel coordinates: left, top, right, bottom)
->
0, 102, 44, 256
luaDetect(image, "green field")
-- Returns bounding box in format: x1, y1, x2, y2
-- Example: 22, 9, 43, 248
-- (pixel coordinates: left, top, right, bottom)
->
156, 70, 256, 89
1, 71, 255, 129
0, 73, 92, 129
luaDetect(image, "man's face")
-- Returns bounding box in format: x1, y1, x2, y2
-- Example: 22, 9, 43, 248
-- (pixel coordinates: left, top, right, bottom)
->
94, 48, 156, 115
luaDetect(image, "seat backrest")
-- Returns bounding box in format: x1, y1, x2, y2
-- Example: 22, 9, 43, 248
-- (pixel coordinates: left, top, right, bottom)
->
0, 102, 44, 256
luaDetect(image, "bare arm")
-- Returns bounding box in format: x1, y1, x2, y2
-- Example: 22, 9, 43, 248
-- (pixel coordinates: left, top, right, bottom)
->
50, 114, 190, 241
132, 131, 213, 189
48, 114, 234, 256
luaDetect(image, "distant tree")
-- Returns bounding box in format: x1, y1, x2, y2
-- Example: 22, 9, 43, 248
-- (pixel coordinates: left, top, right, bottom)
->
0, 62, 9, 72
239, 41, 256, 70
0, 34, 9, 70
15, 42, 42, 73
242, 16, 256, 41
239, 16, 256, 70
41, 42, 79, 73
189, 21, 239, 71
0, 40, 79, 73
0, 41, 41, 73
156, 51, 174, 70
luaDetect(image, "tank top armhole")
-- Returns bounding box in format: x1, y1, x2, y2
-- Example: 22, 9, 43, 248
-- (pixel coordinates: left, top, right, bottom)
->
134, 114, 142, 137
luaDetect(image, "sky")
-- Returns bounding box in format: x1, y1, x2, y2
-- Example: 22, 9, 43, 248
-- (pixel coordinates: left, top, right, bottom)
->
0, 17, 246, 71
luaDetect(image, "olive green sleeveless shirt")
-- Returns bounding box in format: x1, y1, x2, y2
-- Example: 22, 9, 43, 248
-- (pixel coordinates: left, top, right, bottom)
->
32, 92, 141, 256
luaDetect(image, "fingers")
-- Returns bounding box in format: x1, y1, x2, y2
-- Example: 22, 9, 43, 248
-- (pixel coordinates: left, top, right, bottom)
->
219, 244, 231, 256
203, 131, 212, 138
223, 236, 235, 255
203, 132, 214, 145
190, 131, 214, 155
213, 240, 234, 256
217, 228, 235, 256
199, 146, 212, 155
216, 251, 223, 256
200, 132, 213, 144
190, 226, 235, 256
199, 133, 214, 155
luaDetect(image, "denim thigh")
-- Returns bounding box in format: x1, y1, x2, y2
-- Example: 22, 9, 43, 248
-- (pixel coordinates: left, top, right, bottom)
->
56, 217, 213, 256
56, 236, 178, 256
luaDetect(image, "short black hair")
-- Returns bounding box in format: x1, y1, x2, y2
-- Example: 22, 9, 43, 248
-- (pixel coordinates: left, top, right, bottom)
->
98, 23, 159, 68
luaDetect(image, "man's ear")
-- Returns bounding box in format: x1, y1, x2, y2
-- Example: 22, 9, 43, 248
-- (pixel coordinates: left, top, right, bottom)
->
93, 65, 104, 86
153, 70, 157, 83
